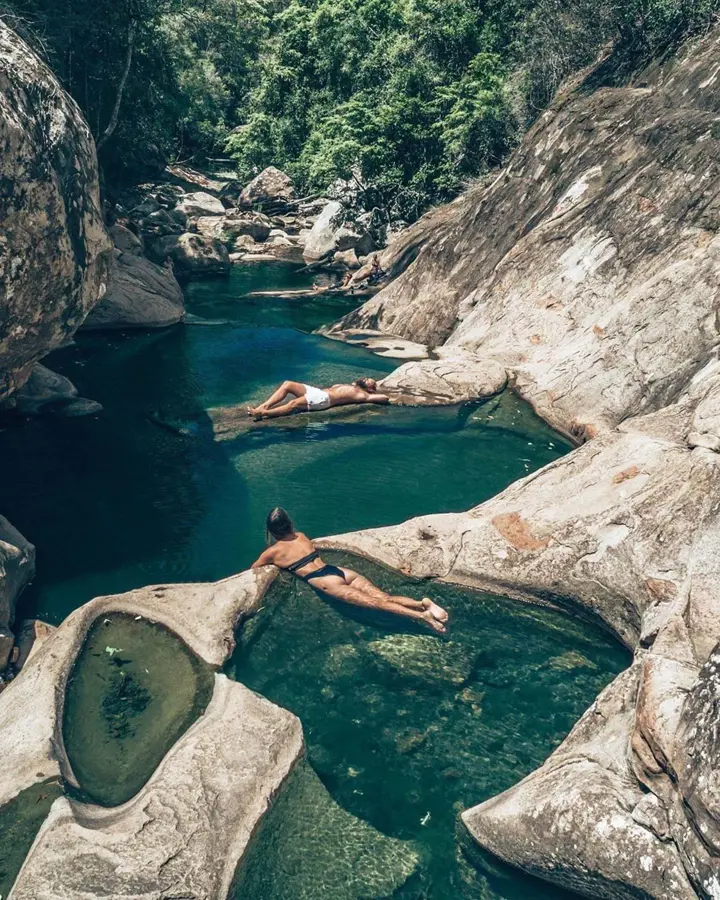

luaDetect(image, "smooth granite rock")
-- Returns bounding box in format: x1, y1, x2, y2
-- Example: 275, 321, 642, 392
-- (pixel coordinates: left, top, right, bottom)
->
0, 21, 111, 403
10, 676, 303, 900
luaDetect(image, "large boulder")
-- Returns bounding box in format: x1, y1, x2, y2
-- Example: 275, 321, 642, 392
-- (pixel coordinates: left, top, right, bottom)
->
331, 31, 720, 438
303, 201, 362, 261
0, 518, 34, 672
11, 363, 101, 417
0, 22, 110, 403
175, 191, 225, 218
82, 250, 184, 329
196, 212, 272, 243
239, 166, 295, 210
150, 232, 230, 276
378, 351, 507, 405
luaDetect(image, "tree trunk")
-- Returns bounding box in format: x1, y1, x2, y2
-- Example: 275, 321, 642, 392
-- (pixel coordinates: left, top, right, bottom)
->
96, 19, 137, 152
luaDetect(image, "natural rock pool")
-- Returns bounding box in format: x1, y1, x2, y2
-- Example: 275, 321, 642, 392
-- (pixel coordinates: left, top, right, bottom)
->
229, 561, 628, 899
0, 262, 626, 898
0, 262, 570, 624
63, 613, 214, 806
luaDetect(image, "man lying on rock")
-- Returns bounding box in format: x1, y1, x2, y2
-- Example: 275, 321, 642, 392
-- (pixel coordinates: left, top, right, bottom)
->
247, 377, 390, 420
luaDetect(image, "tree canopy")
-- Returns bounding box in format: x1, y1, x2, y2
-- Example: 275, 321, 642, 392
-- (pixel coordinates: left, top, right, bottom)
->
3, 0, 719, 213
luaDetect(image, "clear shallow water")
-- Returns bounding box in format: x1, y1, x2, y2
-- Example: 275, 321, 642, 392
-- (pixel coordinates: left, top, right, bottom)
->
0, 263, 570, 624
63, 613, 214, 806
0, 261, 609, 898
229, 560, 628, 899
0, 781, 63, 897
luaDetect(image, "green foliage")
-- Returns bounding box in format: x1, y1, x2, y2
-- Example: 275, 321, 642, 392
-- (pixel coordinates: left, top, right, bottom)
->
226, 0, 530, 215
4, 0, 719, 203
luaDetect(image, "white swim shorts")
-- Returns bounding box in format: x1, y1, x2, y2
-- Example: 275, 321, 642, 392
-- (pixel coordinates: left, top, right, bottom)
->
303, 384, 331, 410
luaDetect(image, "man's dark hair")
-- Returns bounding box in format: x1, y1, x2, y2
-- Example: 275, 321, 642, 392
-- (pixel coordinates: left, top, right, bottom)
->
266, 507, 294, 541
354, 377, 375, 391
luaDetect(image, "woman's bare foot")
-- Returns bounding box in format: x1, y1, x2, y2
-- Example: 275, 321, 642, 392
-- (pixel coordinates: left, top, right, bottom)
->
422, 598, 449, 624
422, 609, 447, 634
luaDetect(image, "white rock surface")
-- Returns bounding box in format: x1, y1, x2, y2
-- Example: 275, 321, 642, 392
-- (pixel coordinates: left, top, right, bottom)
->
9, 675, 303, 900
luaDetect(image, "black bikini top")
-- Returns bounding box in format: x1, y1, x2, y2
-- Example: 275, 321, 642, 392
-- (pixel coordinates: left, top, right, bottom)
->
284, 550, 320, 573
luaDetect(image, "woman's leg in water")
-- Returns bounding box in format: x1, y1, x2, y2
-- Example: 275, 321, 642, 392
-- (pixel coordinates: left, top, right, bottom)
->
343, 569, 449, 624
315, 572, 446, 633
249, 380, 306, 415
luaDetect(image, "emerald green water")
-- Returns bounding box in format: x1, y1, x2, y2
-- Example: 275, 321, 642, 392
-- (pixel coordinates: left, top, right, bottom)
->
0, 780, 63, 897
229, 562, 628, 899
63, 613, 214, 806
0, 261, 618, 897
0, 262, 570, 624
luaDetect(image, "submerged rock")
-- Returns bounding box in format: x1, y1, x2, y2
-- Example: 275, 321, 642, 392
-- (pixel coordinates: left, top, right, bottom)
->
0, 21, 111, 403
233, 761, 419, 899
368, 634, 477, 686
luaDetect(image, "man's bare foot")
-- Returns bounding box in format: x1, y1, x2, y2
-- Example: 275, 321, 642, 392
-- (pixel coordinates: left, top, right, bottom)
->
422, 609, 447, 634
422, 598, 449, 624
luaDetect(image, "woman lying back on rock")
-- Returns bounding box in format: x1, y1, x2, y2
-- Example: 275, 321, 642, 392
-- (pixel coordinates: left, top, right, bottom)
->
251, 508, 449, 633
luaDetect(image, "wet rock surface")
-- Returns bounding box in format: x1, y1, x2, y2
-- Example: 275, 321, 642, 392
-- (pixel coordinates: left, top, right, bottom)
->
0, 22, 110, 403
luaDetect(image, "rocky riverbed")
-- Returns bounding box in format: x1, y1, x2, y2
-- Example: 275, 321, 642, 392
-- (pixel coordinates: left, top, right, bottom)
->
2, 11, 720, 900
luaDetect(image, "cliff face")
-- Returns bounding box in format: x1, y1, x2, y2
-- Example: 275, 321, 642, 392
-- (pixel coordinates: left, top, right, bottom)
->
0, 22, 111, 670
0, 21, 111, 402
323, 26, 720, 900
333, 31, 720, 439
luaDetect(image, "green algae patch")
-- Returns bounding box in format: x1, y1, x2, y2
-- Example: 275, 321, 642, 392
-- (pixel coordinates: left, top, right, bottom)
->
228, 559, 628, 899
0, 780, 63, 898
63, 614, 214, 807
232, 761, 420, 899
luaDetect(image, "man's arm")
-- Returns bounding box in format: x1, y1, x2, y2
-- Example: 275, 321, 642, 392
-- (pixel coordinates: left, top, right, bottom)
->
367, 393, 390, 405
251, 546, 277, 568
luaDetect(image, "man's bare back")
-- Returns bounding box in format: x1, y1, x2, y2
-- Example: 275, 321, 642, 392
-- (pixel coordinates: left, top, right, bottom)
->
248, 378, 390, 420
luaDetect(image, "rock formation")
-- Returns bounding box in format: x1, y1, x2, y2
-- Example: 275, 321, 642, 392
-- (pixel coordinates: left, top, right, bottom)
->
0, 21, 111, 403
0, 519, 34, 673
0, 569, 308, 900
83, 250, 185, 329
320, 27, 720, 900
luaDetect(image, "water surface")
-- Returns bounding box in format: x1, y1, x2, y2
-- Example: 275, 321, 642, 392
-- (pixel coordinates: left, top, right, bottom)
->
0, 263, 570, 623
229, 559, 628, 899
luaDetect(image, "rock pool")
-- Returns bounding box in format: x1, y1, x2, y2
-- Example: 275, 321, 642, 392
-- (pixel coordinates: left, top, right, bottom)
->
0, 262, 624, 898
63, 613, 214, 806
229, 560, 628, 899
0, 263, 570, 624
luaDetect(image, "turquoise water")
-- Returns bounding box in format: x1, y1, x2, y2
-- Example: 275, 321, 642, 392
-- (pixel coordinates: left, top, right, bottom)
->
229, 561, 628, 899
0, 261, 614, 898
63, 613, 214, 806
0, 263, 570, 624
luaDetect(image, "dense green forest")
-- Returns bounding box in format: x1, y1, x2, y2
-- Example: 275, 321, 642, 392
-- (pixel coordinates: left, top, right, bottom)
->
4, 0, 720, 216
